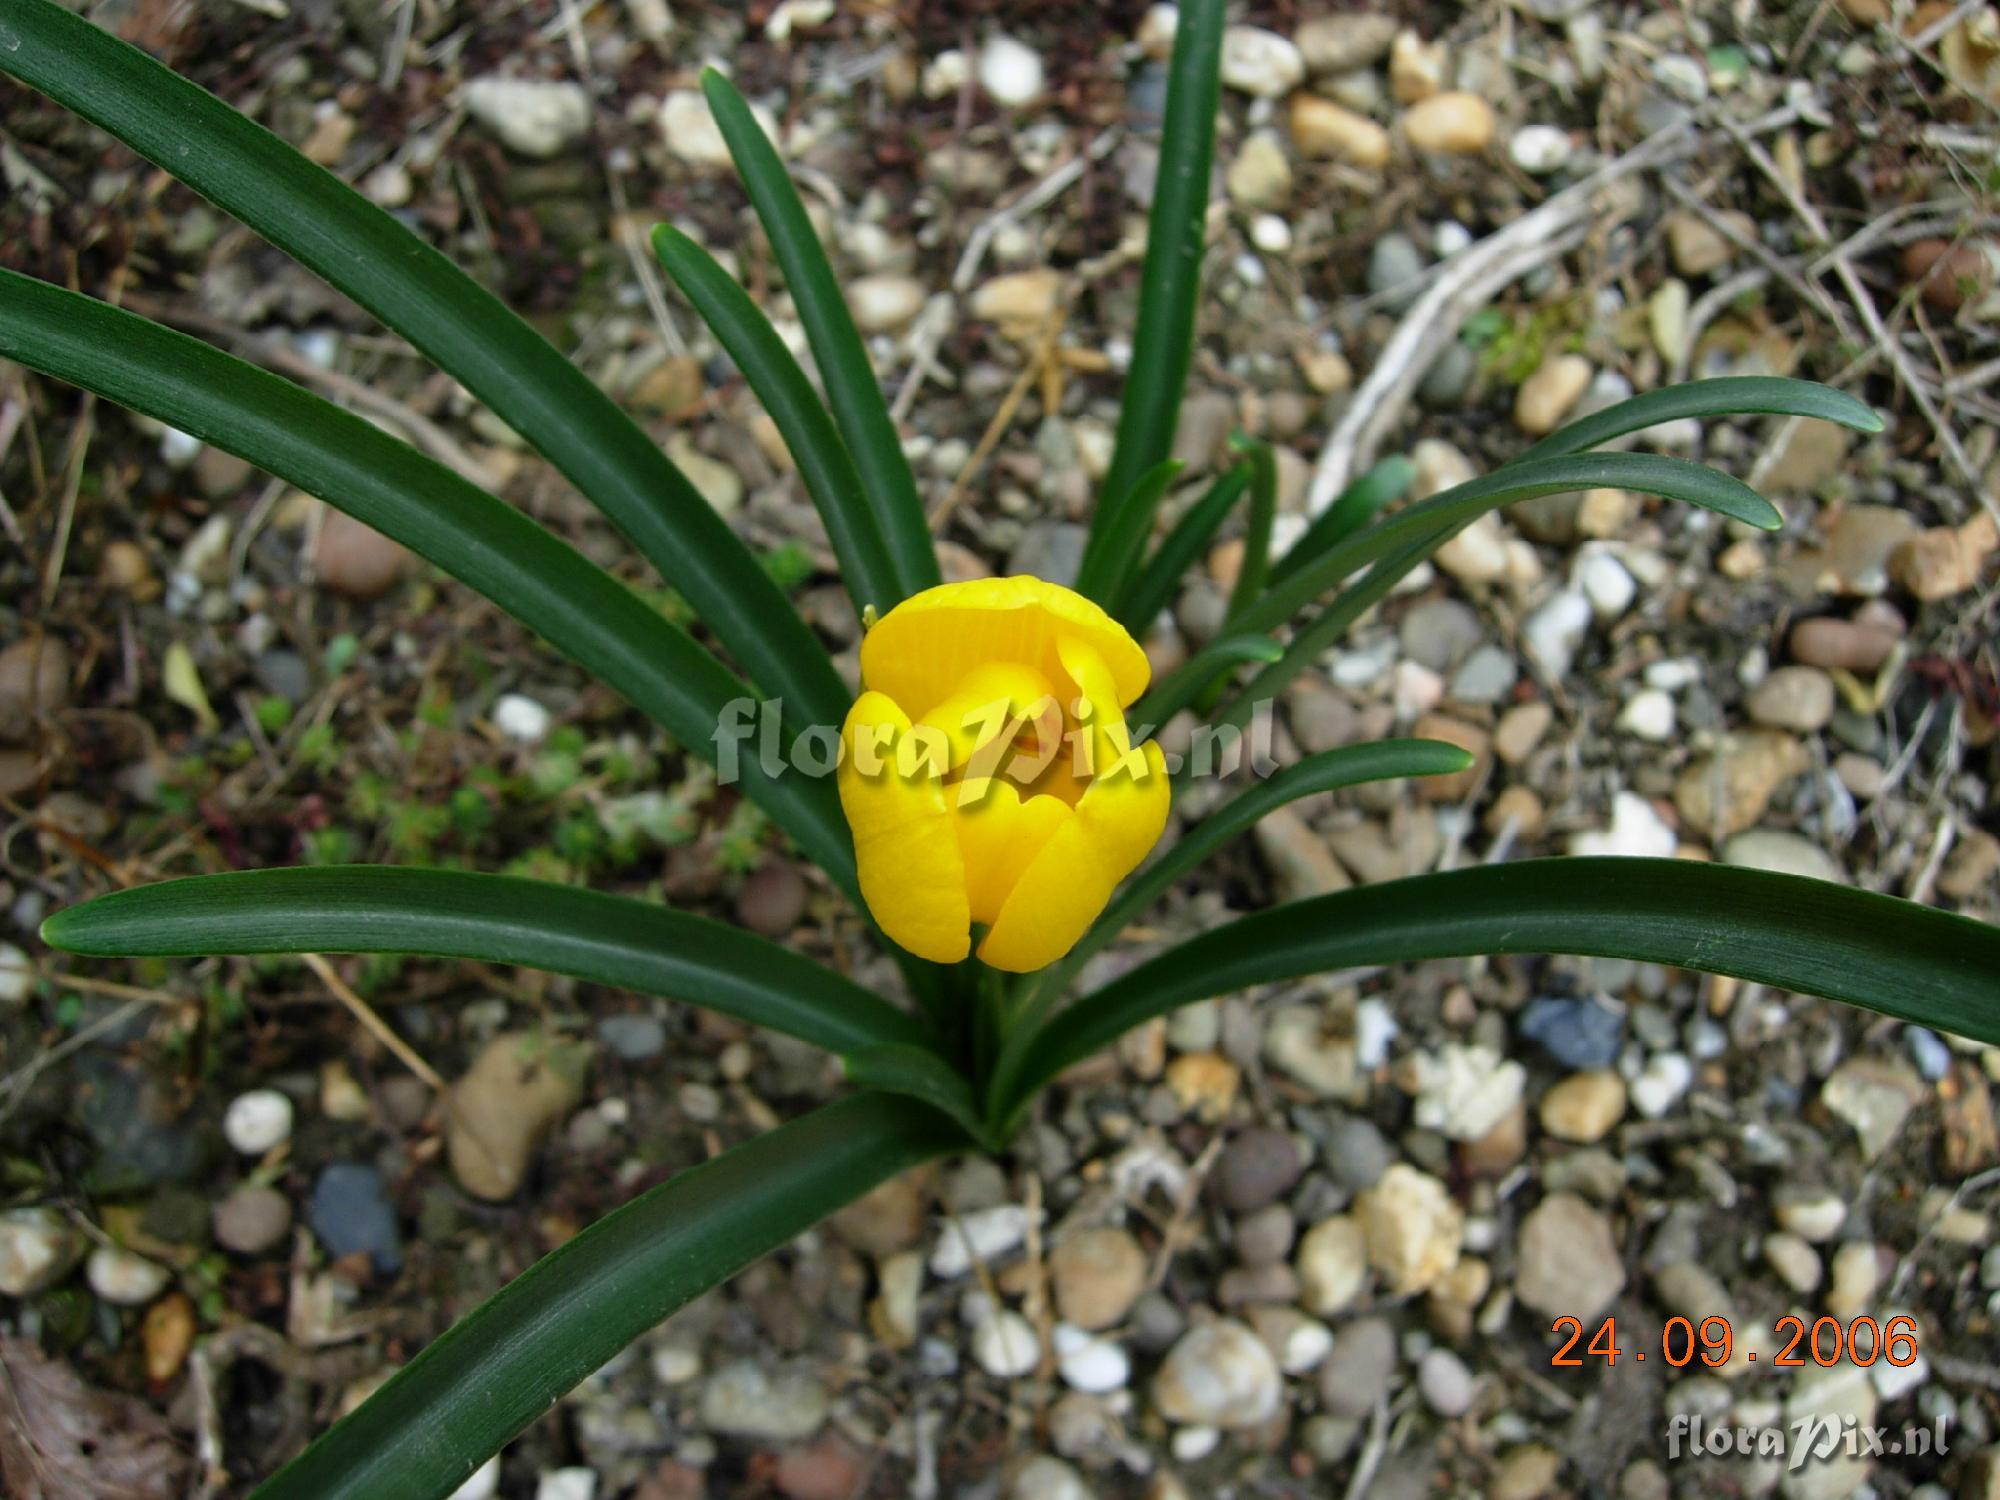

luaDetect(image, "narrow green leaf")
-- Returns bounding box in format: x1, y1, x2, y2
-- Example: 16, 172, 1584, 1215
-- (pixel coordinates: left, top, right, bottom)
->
0, 270, 857, 889
1268, 456, 1416, 587
1077, 458, 1186, 607
1135, 631, 1283, 727
0, 0, 847, 729
651, 226, 901, 617
701, 69, 938, 603
252, 1093, 963, 1500
1094, 0, 1226, 523
990, 739, 1474, 1117
845, 1043, 996, 1149
1222, 434, 1277, 622
1231, 451, 1782, 644
1005, 859, 2000, 1112
1520, 376, 1884, 464
42, 867, 924, 1055
1118, 463, 1250, 632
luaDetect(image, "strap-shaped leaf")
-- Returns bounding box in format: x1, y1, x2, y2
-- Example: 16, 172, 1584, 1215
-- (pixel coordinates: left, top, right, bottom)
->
1078, 457, 1185, 606
652, 226, 901, 616
845, 1043, 996, 1150
1520, 376, 1883, 464
1001, 858, 2000, 1115
42, 867, 925, 1055
990, 738, 1474, 1114
0, 270, 857, 889
1269, 455, 1415, 586
1119, 463, 1249, 632
251, 1093, 963, 1500
1092, 0, 1226, 527
701, 69, 938, 604
1222, 433, 1277, 622
0, 0, 848, 729
1136, 631, 1283, 728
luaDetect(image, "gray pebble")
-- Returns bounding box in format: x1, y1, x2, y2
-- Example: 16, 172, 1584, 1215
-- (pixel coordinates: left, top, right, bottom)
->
1317, 1315, 1396, 1417
213, 1183, 292, 1255
1418, 1347, 1475, 1417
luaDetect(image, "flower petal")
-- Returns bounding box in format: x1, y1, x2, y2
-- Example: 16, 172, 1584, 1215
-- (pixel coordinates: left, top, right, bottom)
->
952, 780, 1073, 927
861, 576, 1151, 720
977, 740, 1172, 972
838, 690, 971, 963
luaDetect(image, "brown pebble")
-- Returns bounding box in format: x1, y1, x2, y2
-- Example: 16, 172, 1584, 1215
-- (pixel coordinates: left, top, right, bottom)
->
1900, 239, 1991, 312
774, 1437, 864, 1500
0, 637, 73, 743
99, 540, 161, 601
142, 1291, 197, 1384
735, 861, 808, 937
314, 510, 411, 598
1788, 615, 1899, 673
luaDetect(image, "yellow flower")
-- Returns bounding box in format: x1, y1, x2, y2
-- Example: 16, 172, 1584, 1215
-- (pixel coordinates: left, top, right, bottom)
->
837, 576, 1172, 972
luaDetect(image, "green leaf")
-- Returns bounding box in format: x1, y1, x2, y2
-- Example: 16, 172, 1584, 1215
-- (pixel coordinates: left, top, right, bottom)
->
0, 0, 847, 730
1520, 376, 1884, 464
1093, 0, 1226, 524
651, 226, 901, 616
1268, 456, 1415, 587
990, 739, 1474, 1118
845, 1043, 996, 1149
42, 866, 923, 1055
251, 1093, 963, 1500
701, 69, 938, 604
1077, 458, 1186, 607
1222, 434, 1277, 623
0, 270, 857, 890
1231, 451, 1783, 644
1119, 463, 1249, 632
1135, 631, 1283, 727
1004, 859, 2000, 1112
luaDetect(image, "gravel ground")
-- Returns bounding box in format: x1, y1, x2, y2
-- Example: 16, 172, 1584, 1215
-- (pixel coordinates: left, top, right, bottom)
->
1, 1, 1998, 1498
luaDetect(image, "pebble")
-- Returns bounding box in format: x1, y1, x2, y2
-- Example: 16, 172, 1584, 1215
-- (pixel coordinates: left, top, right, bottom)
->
1891, 513, 1997, 601
1652, 54, 1708, 102
1418, 1347, 1475, 1417
462, 77, 592, 159
1665, 211, 1747, 276
846, 274, 926, 334
1403, 92, 1496, 154
1152, 1320, 1283, 1428
1448, 645, 1516, 705
1412, 1044, 1526, 1141
1540, 1070, 1627, 1143
774, 1438, 862, 1500
1521, 590, 1591, 679
0, 1207, 83, 1295
1516, 1193, 1625, 1318
1049, 1226, 1147, 1330
1790, 615, 1899, 673
535, 1470, 596, 1500
1493, 701, 1552, 765
595, 1013, 667, 1062
1673, 731, 1808, 840
1235, 1203, 1297, 1267
1296, 1215, 1368, 1315
666, 436, 744, 516
1316, 1315, 1396, 1416
1629, 1052, 1693, 1119
1010, 1457, 1093, 1500
1774, 1186, 1850, 1243
1576, 549, 1636, 622
448, 1031, 589, 1201
972, 1308, 1041, 1378
1763, 1232, 1823, 1293
736, 861, 808, 937
931, 1202, 1037, 1277
214, 1183, 294, 1255
1324, 1115, 1394, 1189
1746, 666, 1836, 732
1821, 1057, 1925, 1160
1211, 1127, 1305, 1214
1389, 31, 1448, 101
1254, 807, 1350, 901
0, 942, 31, 1005
1617, 688, 1677, 741
86, 1244, 171, 1306
1367, 232, 1428, 304
1509, 124, 1572, 175
978, 35, 1044, 107
1298, 15, 1400, 74
1520, 997, 1624, 1071
314, 511, 410, 598
1356, 1164, 1462, 1294
699, 1361, 829, 1441
99, 539, 159, 600
1219, 26, 1305, 96
1782, 1365, 1877, 1499
1226, 130, 1293, 210
309, 1162, 403, 1274
1289, 95, 1391, 169
223, 1089, 294, 1156
1516, 355, 1593, 436
1435, 513, 1510, 584
1052, 1322, 1130, 1392
1901, 238, 1992, 312
1492, 1446, 1562, 1500
659, 90, 739, 170
1723, 828, 1844, 885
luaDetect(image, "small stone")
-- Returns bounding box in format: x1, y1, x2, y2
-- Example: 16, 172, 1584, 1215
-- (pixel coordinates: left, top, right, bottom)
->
1618, 689, 1677, 741
659, 90, 742, 170
1402, 92, 1496, 155
1651, 53, 1708, 102
1509, 124, 1572, 175
1296, 1215, 1368, 1315
1521, 590, 1591, 679
1723, 828, 1844, 885
1235, 1203, 1296, 1267
1540, 1070, 1626, 1143
1789, 615, 1900, 672
1781, 1365, 1876, 1499
143, 1290, 197, 1383
87, 1244, 171, 1306
1448, 645, 1516, 706
846, 274, 926, 334
1576, 550, 1636, 622
1409, 713, 1489, 802
1254, 807, 1350, 902
774, 1437, 864, 1500
1389, 31, 1448, 101
213, 1183, 292, 1255
1264, 1004, 1361, 1097
0, 943, 31, 1006
1890, 513, 1997, 602
1774, 1186, 1850, 1243
492, 693, 551, 743
870, 1250, 922, 1348
1316, 1316, 1395, 1417
1821, 1057, 1926, 1160
1212, 1128, 1305, 1214
1491, 1446, 1562, 1500
1289, 95, 1391, 169
1152, 1321, 1282, 1428
1220, 26, 1305, 96
1746, 666, 1836, 732
665, 435, 744, 516
223, 1089, 294, 1156
1049, 1226, 1147, 1330
1052, 1321, 1130, 1392
309, 1162, 403, 1274
98, 540, 158, 600
1901, 238, 1992, 312
1165, 1052, 1240, 1121
314, 511, 410, 598
1763, 1232, 1823, 1293
1630, 1052, 1693, 1119
1520, 997, 1624, 1070
930, 1203, 1036, 1277
1673, 731, 1808, 840
1494, 701, 1553, 765
1516, 1193, 1625, 1318
700, 1361, 829, 1442
1940, 830, 2000, 900
0, 1207, 83, 1295
535, 1470, 595, 1500
1824, 1242, 1881, 1321
1434, 512, 1510, 584
972, 1308, 1041, 1378
1356, 1164, 1462, 1295
447, 1031, 590, 1202
978, 35, 1044, 107
1411, 1044, 1525, 1140
969, 268, 1064, 332
1418, 1347, 1475, 1417
736, 861, 808, 937
1665, 212, 1746, 276
1516, 355, 1593, 436
1298, 15, 1399, 74
462, 77, 592, 159
1226, 130, 1293, 210
1010, 1457, 1093, 1500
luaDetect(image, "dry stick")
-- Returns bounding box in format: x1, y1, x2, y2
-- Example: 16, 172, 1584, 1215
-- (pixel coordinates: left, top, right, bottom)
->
40, 395, 93, 609
1659, 177, 1855, 341
606, 160, 689, 358
1304, 119, 1699, 512
300, 951, 447, 1093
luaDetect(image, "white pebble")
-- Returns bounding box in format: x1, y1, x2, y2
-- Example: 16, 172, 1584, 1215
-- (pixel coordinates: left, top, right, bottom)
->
978, 35, 1045, 107
1219, 25, 1306, 97
0, 942, 31, 1005
1170, 1426, 1221, 1462
929, 1203, 1039, 1277
971, 1309, 1041, 1378
534, 1469, 596, 1500
86, 1244, 171, 1306
1576, 549, 1636, 622
1617, 689, 1677, 742
1278, 1318, 1334, 1374
224, 1089, 295, 1156
1053, 1321, 1131, 1393
1630, 1052, 1693, 1119
447, 1456, 502, 1500
1354, 998, 1399, 1070
1569, 792, 1677, 860
160, 427, 204, 468
1434, 220, 1474, 257
1872, 1351, 1927, 1402
1250, 214, 1293, 255
650, 1345, 701, 1385
1644, 657, 1703, 692
493, 693, 552, 743
1509, 124, 1573, 175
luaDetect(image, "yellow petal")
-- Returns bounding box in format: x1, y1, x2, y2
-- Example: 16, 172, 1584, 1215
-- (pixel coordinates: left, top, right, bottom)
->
838, 691, 971, 963
977, 740, 1172, 972
952, 780, 1073, 926
1056, 634, 1132, 777
861, 577, 1151, 720
915, 660, 1057, 781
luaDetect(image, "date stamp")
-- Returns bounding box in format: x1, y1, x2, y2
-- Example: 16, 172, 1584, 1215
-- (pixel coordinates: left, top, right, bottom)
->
1548, 1314, 1921, 1370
